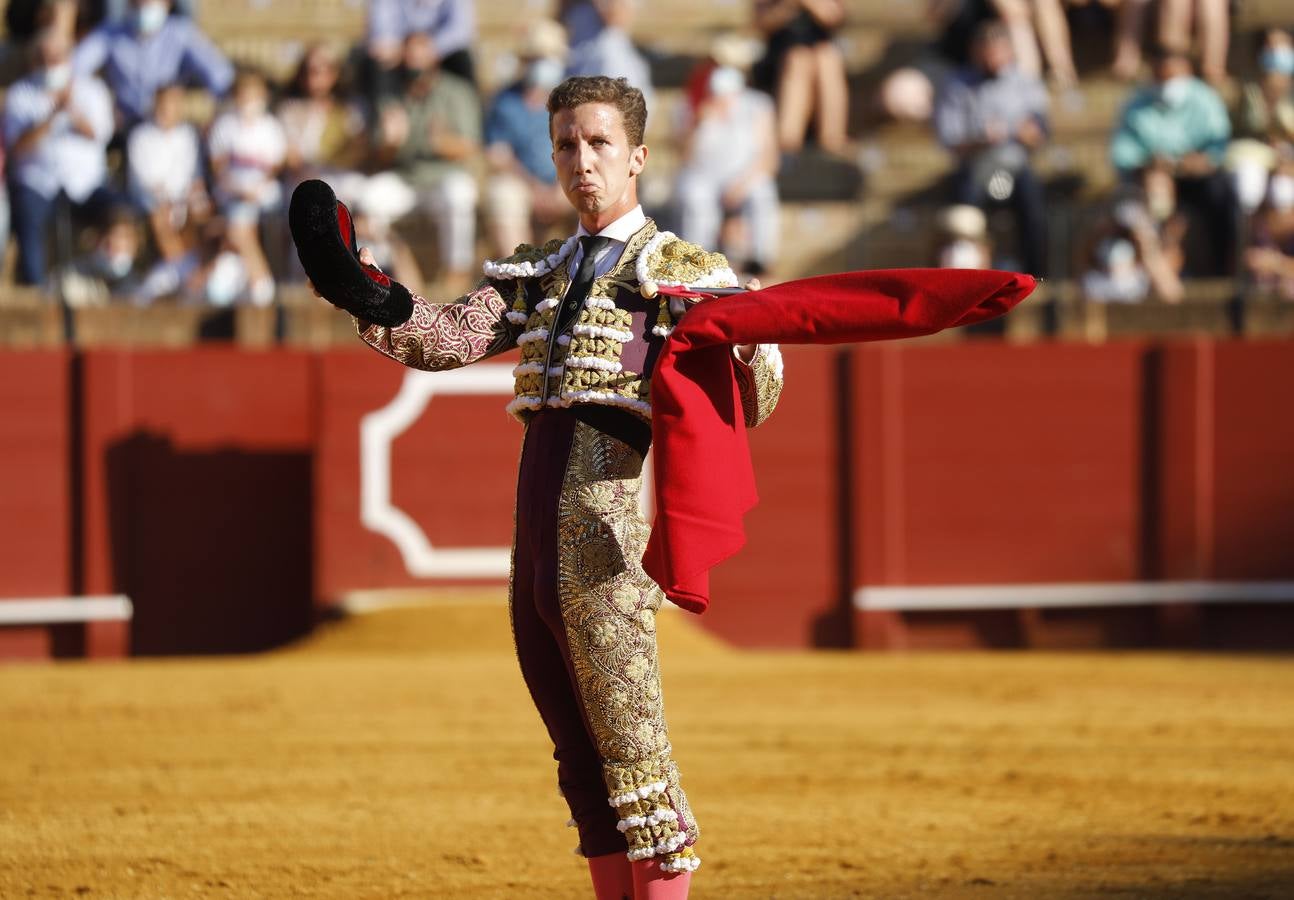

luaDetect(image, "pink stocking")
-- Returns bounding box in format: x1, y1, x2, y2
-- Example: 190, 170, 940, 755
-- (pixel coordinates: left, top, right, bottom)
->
587, 852, 634, 900
631, 859, 693, 899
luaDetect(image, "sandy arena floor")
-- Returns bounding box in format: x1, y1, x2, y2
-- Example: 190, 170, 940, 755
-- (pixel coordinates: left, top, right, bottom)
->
2, 598, 1293, 899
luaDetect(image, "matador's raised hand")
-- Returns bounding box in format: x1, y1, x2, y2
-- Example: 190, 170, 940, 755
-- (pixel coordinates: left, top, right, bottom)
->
288, 179, 414, 327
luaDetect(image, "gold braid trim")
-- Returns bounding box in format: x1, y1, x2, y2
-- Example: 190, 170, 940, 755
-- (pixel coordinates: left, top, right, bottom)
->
734, 346, 784, 428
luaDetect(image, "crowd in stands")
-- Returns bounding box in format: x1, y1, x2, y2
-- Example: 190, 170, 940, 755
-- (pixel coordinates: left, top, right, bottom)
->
0, 0, 1290, 319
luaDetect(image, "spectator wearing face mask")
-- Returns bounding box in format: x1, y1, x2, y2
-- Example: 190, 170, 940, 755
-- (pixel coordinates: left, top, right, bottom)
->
933, 19, 1051, 276
674, 60, 780, 277
376, 31, 480, 293
1225, 29, 1294, 215
482, 20, 571, 257
1238, 29, 1294, 147
55, 203, 144, 306
1245, 159, 1294, 299
71, 0, 232, 129
3, 25, 115, 286
207, 69, 287, 306
1079, 191, 1184, 304
1111, 44, 1235, 275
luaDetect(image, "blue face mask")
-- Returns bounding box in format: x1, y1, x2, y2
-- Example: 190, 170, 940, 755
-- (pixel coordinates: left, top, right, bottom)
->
1260, 46, 1294, 76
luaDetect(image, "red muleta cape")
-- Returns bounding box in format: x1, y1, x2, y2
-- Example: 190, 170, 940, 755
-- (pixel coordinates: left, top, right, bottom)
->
642, 267, 1037, 613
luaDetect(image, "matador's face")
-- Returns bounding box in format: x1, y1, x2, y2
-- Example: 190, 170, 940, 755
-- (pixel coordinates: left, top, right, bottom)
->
551, 102, 648, 231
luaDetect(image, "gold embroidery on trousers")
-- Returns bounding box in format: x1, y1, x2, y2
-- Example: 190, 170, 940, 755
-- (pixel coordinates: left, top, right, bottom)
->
557, 422, 699, 866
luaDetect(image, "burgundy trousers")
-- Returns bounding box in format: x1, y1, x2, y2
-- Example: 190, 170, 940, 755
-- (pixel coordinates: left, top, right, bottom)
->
509, 407, 699, 868
512, 407, 623, 856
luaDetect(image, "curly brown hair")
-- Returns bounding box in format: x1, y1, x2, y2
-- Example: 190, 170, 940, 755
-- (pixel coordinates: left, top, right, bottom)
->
546, 76, 648, 146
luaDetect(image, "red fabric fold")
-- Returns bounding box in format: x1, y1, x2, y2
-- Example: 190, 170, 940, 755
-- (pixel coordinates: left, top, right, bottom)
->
643, 267, 1037, 613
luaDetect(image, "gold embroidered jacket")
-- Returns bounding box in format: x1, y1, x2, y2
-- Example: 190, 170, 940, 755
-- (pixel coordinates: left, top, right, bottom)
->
358, 218, 783, 427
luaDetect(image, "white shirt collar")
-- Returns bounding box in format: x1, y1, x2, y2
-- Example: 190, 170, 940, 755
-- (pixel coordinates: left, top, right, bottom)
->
575, 205, 647, 244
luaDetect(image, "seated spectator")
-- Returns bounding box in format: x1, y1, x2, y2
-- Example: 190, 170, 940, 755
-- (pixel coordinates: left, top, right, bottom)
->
482, 20, 570, 257
752, 0, 847, 154
934, 20, 1050, 275
1245, 158, 1294, 299
278, 43, 369, 188
364, 0, 476, 102
376, 32, 480, 292
3, 25, 114, 286
674, 62, 780, 276
208, 69, 287, 306
565, 0, 653, 112
1226, 29, 1294, 212
1110, 44, 1235, 274
934, 204, 992, 269
72, 0, 232, 130
1079, 191, 1184, 303
54, 203, 144, 305
127, 81, 208, 261
1238, 29, 1294, 146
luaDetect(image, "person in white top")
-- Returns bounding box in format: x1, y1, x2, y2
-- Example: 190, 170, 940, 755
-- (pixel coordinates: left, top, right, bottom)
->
127, 81, 209, 262
2, 25, 115, 286
208, 70, 287, 305
674, 64, 780, 276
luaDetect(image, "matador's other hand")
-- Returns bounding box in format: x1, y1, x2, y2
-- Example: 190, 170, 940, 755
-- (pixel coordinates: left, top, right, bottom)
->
289, 179, 413, 327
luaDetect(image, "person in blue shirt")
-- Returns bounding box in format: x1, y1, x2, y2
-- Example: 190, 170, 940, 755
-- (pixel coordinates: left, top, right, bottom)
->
933, 20, 1051, 275
71, 0, 233, 130
363, 0, 478, 104
1110, 44, 1237, 275
482, 20, 571, 257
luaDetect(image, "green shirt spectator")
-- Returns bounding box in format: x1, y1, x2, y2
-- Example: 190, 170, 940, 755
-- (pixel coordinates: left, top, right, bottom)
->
1111, 76, 1231, 173
389, 69, 480, 190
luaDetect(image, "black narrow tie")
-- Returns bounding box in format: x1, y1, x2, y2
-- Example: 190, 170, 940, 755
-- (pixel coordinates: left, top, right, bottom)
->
556, 235, 613, 335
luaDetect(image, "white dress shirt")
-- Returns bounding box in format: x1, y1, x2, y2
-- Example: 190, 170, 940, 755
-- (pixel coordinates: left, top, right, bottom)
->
567, 204, 647, 280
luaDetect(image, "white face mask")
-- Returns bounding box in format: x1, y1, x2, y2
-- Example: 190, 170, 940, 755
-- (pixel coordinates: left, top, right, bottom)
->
136, 1, 168, 34
1270, 174, 1294, 212
44, 62, 71, 92
526, 57, 564, 91
1099, 237, 1137, 269
1158, 76, 1192, 108
707, 66, 744, 98
98, 250, 134, 279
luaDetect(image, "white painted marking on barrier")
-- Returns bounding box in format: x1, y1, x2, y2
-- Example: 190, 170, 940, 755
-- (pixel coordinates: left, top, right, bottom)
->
359, 365, 657, 580
360, 366, 515, 578
853, 581, 1294, 611
0, 596, 133, 625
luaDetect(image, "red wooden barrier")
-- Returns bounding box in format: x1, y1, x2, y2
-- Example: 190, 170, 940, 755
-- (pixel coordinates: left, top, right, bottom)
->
80, 349, 316, 654
1157, 340, 1294, 648
0, 351, 71, 659
850, 342, 1150, 649
702, 346, 844, 647
3, 339, 1293, 658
